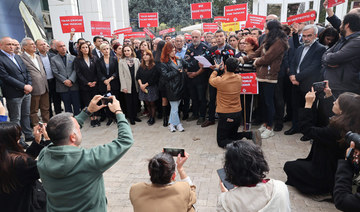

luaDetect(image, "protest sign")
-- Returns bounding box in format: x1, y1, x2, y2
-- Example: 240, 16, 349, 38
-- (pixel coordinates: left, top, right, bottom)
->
91, 21, 111, 37
60, 16, 84, 33
287, 11, 316, 25
240, 73, 258, 94
113, 27, 132, 35
138, 13, 158, 28
159, 27, 175, 35
224, 4, 247, 22
328, 0, 346, 8
191, 2, 212, 19
222, 22, 240, 32
214, 16, 227, 23
143, 28, 155, 39
245, 14, 266, 29
203, 23, 218, 33
124, 32, 146, 39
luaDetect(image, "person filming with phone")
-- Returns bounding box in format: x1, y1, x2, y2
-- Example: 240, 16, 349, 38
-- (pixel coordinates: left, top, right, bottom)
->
334, 133, 360, 211
284, 83, 360, 200
37, 95, 134, 212
130, 151, 196, 212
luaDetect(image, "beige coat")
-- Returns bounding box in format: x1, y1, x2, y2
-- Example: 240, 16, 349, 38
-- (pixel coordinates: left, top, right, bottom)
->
130, 182, 196, 212
118, 58, 140, 94
20, 53, 48, 96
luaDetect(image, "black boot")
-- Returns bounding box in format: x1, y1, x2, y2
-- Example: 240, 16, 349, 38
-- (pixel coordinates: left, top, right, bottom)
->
162, 106, 168, 127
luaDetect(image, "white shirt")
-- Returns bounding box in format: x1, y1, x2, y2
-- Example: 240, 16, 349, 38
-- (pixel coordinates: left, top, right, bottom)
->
24, 51, 40, 70
39, 52, 54, 79
95, 48, 102, 58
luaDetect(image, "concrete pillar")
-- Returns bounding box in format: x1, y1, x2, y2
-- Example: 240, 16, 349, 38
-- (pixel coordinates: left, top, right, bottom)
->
48, 0, 79, 47
77, 0, 103, 42
258, 0, 268, 17
253, 0, 259, 15
114, 0, 130, 42
313, 0, 321, 23
280, 0, 288, 22
335, 0, 349, 20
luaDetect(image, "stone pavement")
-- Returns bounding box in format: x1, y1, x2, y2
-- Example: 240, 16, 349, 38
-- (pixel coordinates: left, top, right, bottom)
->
79, 115, 340, 212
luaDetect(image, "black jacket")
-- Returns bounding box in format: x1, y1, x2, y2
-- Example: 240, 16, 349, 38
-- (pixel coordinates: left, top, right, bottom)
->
290, 41, 326, 93
160, 59, 185, 101
0, 51, 32, 98
334, 159, 360, 212
96, 57, 120, 93
74, 57, 98, 91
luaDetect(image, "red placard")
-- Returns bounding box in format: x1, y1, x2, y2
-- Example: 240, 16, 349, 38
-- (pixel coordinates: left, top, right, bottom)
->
245, 14, 266, 29
114, 27, 132, 35
214, 16, 227, 23
138, 13, 158, 28
143, 28, 155, 39
203, 23, 218, 33
328, 0, 346, 8
159, 28, 176, 35
287, 11, 316, 25
224, 3, 247, 22
124, 32, 146, 39
240, 73, 258, 94
59, 16, 85, 33
191, 2, 212, 20
281, 22, 288, 25
91, 21, 111, 37
185, 34, 192, 40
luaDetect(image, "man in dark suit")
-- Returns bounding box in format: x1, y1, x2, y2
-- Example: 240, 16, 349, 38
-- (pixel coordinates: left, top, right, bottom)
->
51, 41, 81, 115
20, 37, 49, 126
285, 25, 326, 140
0, 37, 34, 145
92, 36, 104, 60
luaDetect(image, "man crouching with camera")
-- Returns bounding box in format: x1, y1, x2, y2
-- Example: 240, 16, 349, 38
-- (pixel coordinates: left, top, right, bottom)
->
334, 132, 360, 211
37, 95, 134, 212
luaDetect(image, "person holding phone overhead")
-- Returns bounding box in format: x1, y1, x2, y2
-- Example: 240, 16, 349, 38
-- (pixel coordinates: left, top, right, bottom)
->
217, 140, 290, 212
130, 152, 196, 212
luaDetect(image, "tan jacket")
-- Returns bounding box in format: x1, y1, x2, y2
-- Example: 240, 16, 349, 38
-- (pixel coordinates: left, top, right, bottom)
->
20, 53, 48, 95
118, 58, 140, 94
130, 182, 196, 212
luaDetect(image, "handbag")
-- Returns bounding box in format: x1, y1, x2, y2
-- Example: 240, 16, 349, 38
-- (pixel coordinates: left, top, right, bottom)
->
30, 180, 47, 212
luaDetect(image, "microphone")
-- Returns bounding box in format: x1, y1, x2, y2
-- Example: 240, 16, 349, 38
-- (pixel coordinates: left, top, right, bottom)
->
215, 50, 222, 64
228, 49, 234, 57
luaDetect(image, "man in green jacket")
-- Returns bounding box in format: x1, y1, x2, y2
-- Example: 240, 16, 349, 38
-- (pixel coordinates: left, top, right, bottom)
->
37, 95, 133, 212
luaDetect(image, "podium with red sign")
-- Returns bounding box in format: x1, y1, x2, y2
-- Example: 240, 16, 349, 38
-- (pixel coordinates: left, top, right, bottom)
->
240, 72, 258, 130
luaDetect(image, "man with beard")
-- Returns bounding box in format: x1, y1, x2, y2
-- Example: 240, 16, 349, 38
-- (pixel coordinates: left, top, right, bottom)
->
323, 13, 360, 97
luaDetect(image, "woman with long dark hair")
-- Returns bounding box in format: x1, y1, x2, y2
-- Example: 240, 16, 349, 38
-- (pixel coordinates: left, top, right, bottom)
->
154, 40, 168, 126
130, 152, 196, 211
96, 43, 121, 126
239, 20, 289, 139
119, 45, 141, 125
160, 42, 186, 132
136, 50, 159, 125
318, 26, 339, 49
0, 123, 49, 212
284, 84, 360, 198
74, 42, 99, 127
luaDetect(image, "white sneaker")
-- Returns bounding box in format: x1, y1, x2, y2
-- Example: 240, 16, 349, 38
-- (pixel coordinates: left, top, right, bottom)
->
177, 123, 184, 132
168, 124, 176, 132
261, 128, 274, 139
258, 124, 266, 133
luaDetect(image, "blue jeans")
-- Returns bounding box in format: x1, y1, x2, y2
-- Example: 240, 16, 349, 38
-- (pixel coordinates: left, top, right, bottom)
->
169, 100, 181, 126
6, 94, 33, 139
60, 91, 81, 115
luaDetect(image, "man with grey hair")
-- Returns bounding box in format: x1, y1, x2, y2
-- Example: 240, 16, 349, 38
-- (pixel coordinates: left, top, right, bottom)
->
175, 35, 186, 59
20, 37, 49, 126
184, 30, 209, 125
284, 24, 326, 140
0, 36, 34, 147
48, 39, 58, 57
13, 39, 21, 55
152, 37, 162, 51
204, 32, 214, 47
37, 95, 134, 212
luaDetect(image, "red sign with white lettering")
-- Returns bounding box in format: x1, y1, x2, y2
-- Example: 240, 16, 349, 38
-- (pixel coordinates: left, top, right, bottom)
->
240, 73, 258, 94
214, 16, 227, 23
224, 4, 247, 22
124, 32, 146, 39
114, 27, 132, 35
91, 21, 111, 37
203, 23, 218, 33
159, 28, 176, 35
185, 34, 192, 40
245, 14, 266, 29
287, 11, 316, 25
138, 13, 159, 28
143, 28, 155, 39
328, 0, 346, 8
191, 2, 212, 20
60, 16, 85, 33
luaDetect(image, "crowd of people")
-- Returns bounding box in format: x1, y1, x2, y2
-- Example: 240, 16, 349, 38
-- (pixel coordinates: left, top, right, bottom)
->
1, 0, 360, 211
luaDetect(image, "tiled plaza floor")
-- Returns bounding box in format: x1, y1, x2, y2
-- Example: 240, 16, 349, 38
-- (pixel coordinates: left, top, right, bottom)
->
79, 115, 340, 212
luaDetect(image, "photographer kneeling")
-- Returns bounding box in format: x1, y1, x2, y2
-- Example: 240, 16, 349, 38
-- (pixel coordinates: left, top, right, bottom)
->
334, 134, 360, 211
